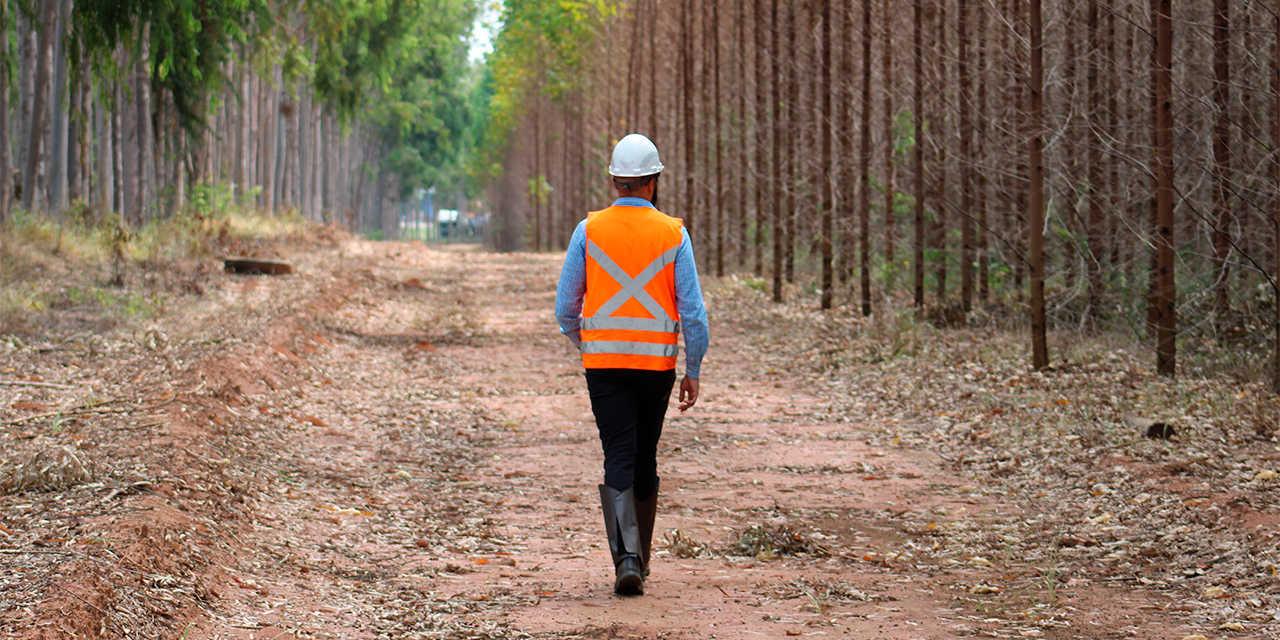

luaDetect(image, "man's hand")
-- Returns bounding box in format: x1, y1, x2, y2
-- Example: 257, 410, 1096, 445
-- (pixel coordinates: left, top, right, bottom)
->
678, 376, 699, 412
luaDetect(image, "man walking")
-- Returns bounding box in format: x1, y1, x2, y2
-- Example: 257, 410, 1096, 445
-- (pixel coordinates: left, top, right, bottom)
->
555, 133, 709, 596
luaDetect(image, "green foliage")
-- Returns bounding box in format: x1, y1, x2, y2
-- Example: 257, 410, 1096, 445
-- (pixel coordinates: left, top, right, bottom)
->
70, 0, 265, 133
477, 0, 620, 184
893, 110, 917, 157
316, 0, 481, 198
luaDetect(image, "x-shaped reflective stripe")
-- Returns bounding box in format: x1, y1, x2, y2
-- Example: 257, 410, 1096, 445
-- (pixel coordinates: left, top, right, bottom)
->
586, 240, 680, 322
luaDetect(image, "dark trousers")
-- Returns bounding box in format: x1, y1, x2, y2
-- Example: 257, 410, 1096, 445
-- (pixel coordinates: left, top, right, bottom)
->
585, 368, 676, 501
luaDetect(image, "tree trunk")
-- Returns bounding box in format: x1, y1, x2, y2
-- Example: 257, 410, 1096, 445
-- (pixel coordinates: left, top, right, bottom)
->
647, 0, 658, 141
1152, 0, 1176, 376
958, 0, 974, 312
22, 0, 56, 212
1087, 0, 1104, 323
1211, 0, 1231, 323
533, 96, 542, 251
819, 0, 832, 310
912, 0, 925, 307
1272, 0, 1279, 393
976, 0, 989, 303
753, 0, 769, 276
122, 57, 139, 222
1060, 2, 1080, 305
0, 20, 10, 225
1029, 0, 1047, 370
857, 0, 872, 316
48, 0, 70, 214
682, 0, 697, 240
234, 53, 247, 201
112, 76, 124, 216
136, 23, 152, 221
770, 0, 783, 303
712, 0, 724, 277
18, 10, 34, 198
735, 0, 747, 267
783, 0, 797, 285
67, 45, 84, 205
882, 0, 896, 286
299, 87, 312, 219
932, 1, 948, 304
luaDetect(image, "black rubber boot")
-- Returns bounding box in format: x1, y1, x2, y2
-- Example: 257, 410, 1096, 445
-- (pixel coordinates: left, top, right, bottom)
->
636, 481, 658, 577
599, 484, 644, 595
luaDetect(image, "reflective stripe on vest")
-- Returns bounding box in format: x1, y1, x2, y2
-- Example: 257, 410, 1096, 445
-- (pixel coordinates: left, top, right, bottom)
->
580, 341, 679, 358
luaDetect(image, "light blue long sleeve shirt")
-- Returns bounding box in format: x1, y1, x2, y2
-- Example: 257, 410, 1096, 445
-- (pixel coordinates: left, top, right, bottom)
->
555, 197, 710, 379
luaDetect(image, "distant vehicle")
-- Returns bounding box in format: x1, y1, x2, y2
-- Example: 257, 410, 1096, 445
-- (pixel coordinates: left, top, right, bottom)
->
438, 209, 460, 238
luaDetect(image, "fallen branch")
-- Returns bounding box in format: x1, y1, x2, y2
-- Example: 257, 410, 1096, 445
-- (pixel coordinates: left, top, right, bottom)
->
1, 405, 135, 427
0, 380, 75, 389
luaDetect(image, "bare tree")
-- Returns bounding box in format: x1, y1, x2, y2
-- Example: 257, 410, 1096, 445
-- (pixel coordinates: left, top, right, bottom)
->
1273, 0, 1280, 392
912, 0, 925, 307
857, 0, 873, 316
771, 0, 784, 303
0, 6, 10, 225
882, 0, 896, 286
1029, 0, 1047, 369
958, 0, 974, 312
1151, 0, 1176, 376
1210, 0, 1231, 321
753, 0, 770, 276
819, 0, 833, 310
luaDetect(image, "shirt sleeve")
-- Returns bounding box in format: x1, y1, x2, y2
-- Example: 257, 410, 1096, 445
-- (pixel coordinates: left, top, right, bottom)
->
673, 228, 709, 378
555, 220, 589, 348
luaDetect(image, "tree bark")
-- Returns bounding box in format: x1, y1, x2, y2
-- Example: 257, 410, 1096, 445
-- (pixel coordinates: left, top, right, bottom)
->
783, 0, 798, 285
1087, 0, 1104, 322
857, 0, 872, 316
735, 0, 747, 267
1211, 0, 1231, 322
136, 23, 153, 221
22, 0, 56, 212
0, 20, 10, 225
49, 0, 70, 214
18, 10, 34, 197
882, 0, 896, 285
712, 0, 724, 277
1152, 0, 1176, 376
958, 0, 974, 312
770, 0, 783, 303
753, 0, 769, 276
912, 0, 925, 307
1272, 0, 1279, 393
976, 0, 989, 303
113, 76, 124, 216
1029, 0, 1048, 370
682, 0, 697, 240
299, 87, 312, 219
819, 0, 832, 310
932, 1, 948, 304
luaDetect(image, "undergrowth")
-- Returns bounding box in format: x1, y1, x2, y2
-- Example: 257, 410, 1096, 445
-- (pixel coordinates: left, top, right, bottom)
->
0, 197, 320, 336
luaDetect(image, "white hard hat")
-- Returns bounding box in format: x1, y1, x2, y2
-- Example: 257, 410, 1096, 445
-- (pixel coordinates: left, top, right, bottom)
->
608, 134, 664, 177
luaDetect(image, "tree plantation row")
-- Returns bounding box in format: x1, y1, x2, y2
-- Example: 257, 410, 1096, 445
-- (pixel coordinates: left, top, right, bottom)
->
487, 0, 1280, 382
0, 0, 482, 238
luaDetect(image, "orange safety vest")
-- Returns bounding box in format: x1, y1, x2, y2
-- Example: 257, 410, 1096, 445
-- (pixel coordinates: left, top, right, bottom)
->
580, 204, 684, 371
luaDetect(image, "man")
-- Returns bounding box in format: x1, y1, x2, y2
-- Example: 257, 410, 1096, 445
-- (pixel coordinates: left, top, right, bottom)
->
555, 133, 709, 596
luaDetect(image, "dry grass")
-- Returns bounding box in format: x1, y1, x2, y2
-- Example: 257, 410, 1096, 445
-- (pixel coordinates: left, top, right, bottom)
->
2, 447, 96, 494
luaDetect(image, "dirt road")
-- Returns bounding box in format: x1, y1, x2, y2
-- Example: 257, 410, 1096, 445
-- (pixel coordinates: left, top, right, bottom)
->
2, 237, 1267, 639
